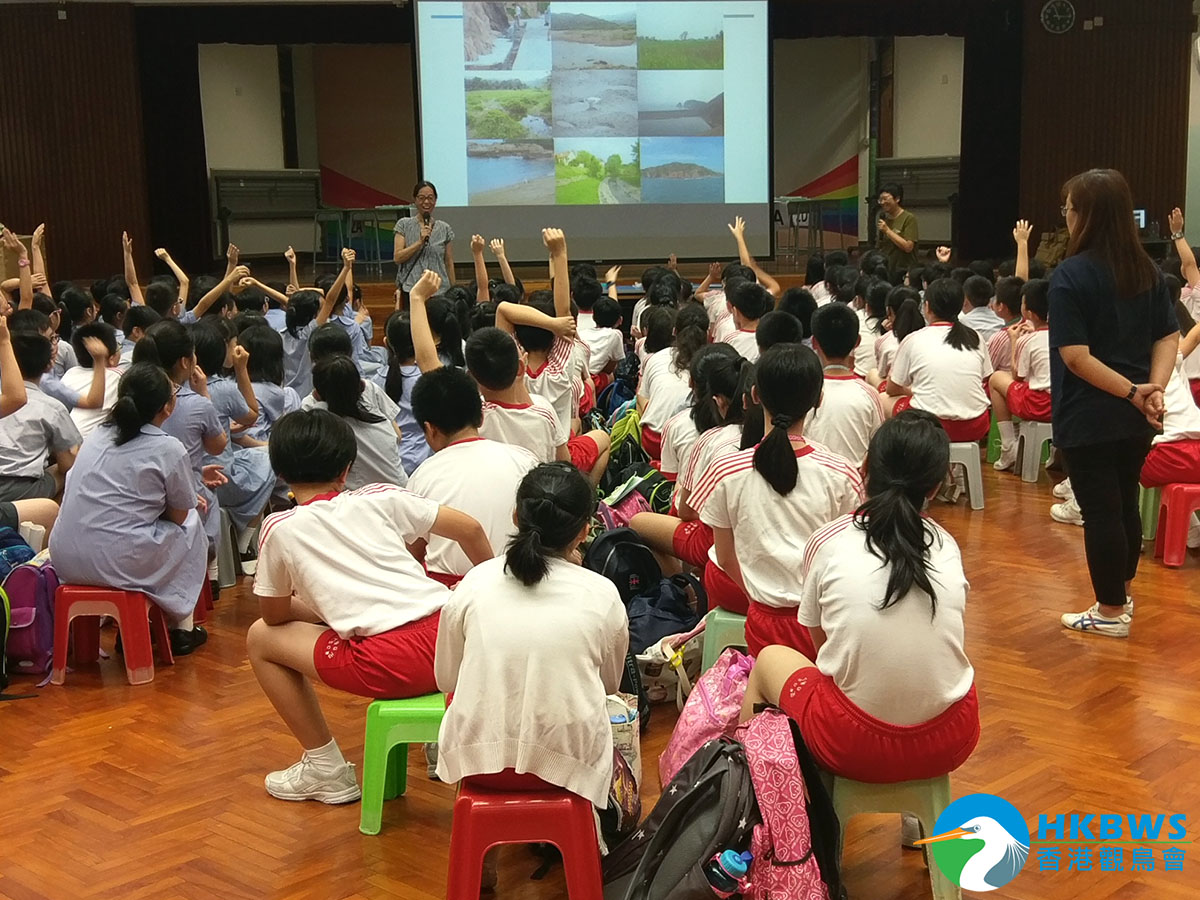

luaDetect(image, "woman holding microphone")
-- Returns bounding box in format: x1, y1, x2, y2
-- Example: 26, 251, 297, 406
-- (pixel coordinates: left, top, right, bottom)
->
394, 181, 455, 299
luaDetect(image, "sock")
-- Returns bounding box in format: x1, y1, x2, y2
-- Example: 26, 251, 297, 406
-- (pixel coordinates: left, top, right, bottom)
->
304, 738, 347, 771
207, 558, 219, 580
998, 421, 1015, 448
176, 613, 194, 631
237, 524, 258, 554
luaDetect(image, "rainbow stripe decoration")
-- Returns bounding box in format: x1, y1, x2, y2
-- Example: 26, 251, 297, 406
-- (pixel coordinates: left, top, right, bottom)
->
785, 155, 859, 237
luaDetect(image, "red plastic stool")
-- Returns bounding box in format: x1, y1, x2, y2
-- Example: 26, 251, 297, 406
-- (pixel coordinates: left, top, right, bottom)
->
1154, 483, 1200, 567
51, 586, 175, 685
193, 579, 214, 625
445, 782, 603, 900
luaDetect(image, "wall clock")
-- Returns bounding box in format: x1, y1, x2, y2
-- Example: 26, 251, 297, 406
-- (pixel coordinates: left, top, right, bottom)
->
1041, 0, 1077, 34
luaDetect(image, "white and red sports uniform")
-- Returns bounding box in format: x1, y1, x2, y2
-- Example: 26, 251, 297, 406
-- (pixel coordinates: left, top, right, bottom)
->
671, 422, 744, 573
1140, 354, 1200, 488
721, 328, 760, 363
638, 347, 692, 459
659, 408, 699, 482
524, 335, 576, 436
1006, 327, 1051, 422
890, 322, 993, 442
480, 394, 565, 463
874, 331, 899, 379
804, 373, 886, 468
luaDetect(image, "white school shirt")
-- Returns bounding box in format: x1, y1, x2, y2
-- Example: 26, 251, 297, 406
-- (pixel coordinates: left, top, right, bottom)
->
987, 326, 1017, 374
524, 336, 576, 435
960, 305, 1006, 343
701, 289, 727, 321
631, 297, 649, 335
874, 331, 898, 378
890, 323, 993, 420
434, 556, 628, 808
580, 326, 625, 376
1182, 285, 1200, 381
810, 282, 832, 306
1155, 355, 1200, 445
638, 348, 692, 432
480, 395, 565, 463
254, 484, 449, 637
61, 366, 121, 438
804, 373, 886, 468
0, 382, 81, 478
659, 409, 700, 478
691, 440, 863, 608
711, 310, 736, 344
406, 437, 539, 577
1013, 328, 1051, 391
799, 514, 974, 725
721, 329, 760, 363
678, 422, 743, 497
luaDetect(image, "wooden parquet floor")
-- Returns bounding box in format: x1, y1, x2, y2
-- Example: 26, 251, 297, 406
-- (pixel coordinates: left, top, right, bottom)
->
2, 466, 1198, 900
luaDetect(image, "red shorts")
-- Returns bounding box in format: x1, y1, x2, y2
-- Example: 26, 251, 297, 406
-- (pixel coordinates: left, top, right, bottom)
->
1140, 440, 1200, 488
1007, 381, 1052, 423
704, 559, 750, 616
893, 397, 991, 442
1190, 378, 1200, 409
593, 372, 613, 395
641, 426, 662, 461
780, 671, 980, 783
426, 570, 464, 589
568, 434, 600, 472
313, 611, 440, 699
746, 601, 816, 660
673, 519, 714, 568
579, 378, 596, 417
463, 769, 557, 792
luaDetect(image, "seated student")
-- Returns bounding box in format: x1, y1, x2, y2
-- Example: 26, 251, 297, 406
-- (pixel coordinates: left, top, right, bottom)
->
631, 346, 750, 574
990, 279, 1052, 471
462, 327, 562, 458
377, 310, 432, 475
50, 363, 209, 655
310, 355, 406, 491
987, 276, 1027, 373
720, 282, 774, 362
630, 264, 671, 339
0, 332, 86, 502
494, 297, 575, 435
281, 290, 324, 398
435, 462, 628, 806
777, 288, 817, 347
571, 272, 604, 335
887, 278, 994, 443
234, 325, 300, 447
10, 309, 96, 413
116, 305, 162, 372
657, 344, 741, 485
247, 408, 491, 804
406, 366, 539, 587
741, 411, 979, 783
804, 254, 828, 305
62, 322, 123, 438
638, 305, 704, 460
703, 264, 755, 342
960, 274, 1006, 342
582, 297, 626, 393
854, 280, 889, 377
869, 287, 922, 388
806, 303, 886, 468
755, 310, 802, 355
690, 344, 863, 653
98, 294, 128, 346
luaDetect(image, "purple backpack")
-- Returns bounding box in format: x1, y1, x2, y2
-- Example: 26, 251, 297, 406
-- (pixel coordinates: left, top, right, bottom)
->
4, 555, 59, 682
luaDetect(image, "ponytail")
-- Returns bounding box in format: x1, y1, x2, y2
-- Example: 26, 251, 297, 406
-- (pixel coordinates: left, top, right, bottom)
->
105, 363, 174, 446
892, 298, 925, 342
925, 278, 980, 352
738, 366, 763, 450
671, 303, 709, 374
286, 290, 322, 338
690, 345, 745, 433
384, 311, 417, 405
504, 462, 595, 587
312, 355, 384, 424
751, 344, 823, 496
853, 410, 950, 616
426, 297, 465, 367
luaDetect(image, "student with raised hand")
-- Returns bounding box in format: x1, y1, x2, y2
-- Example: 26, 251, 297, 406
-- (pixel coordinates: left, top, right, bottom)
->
488, 237, 517, 288
728, 215, 781, 299
740, 410, 979, 784
806, 303, 886, 468
51, 363, 210, 655
720, 281, 773, 362
235, 325, 300, 446
379, 310, 431, 475
434, 462, 628, 803
887, 277, 994, 442
281, 289, 323, 397
1, 228, 33, 311
248, 408, 490, 804
690, 344, 863, 652
0, 313, 28, 416
989, 280, 1052, 472
310, 355, 407, 491
62, 322, 124, 438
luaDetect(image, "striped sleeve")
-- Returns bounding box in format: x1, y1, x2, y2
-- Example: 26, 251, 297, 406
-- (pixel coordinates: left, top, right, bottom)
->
801, 514, 854, 580
691, 451, 754, 527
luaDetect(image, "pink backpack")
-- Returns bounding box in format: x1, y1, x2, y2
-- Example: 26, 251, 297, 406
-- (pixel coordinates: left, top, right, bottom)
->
736, 708, 830, 900
658, 647, 753, 787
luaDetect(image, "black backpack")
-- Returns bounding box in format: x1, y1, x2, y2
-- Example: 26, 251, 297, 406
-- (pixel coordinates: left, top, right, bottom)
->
603, 738, 760, 900
584, 527, 663, 606
626, 573, 703, 655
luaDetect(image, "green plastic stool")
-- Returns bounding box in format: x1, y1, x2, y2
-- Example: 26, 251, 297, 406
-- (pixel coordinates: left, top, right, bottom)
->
359, 693, 446, 835
1140, 485, 1162, 542
985, 419, 1002, 465
830, 774, 961, 900
700, 608, 748, 672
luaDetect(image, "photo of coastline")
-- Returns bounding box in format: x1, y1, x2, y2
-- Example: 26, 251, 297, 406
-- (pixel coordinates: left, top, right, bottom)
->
640, 137, 724, 203
637, 70, 724, 137
467, 140, 555, 206
554, 138, 641, 205
550, 3, 637, 70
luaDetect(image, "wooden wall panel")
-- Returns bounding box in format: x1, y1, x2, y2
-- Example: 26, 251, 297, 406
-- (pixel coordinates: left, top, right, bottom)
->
1019, 0, 1195, 237
0, 4, 151, 281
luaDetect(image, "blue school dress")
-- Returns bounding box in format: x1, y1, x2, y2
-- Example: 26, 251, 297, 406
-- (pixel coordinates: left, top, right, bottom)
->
265, 308, 287, 332
245, 382, 301, 444
49, 424, 206, 622
162, 382, 223, 547
370, 364, 431, 475
282, 322, 317, 398
205, 376, 276, 530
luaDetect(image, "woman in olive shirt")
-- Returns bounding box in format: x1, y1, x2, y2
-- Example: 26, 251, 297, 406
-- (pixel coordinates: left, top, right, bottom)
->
876, 182, 920, 278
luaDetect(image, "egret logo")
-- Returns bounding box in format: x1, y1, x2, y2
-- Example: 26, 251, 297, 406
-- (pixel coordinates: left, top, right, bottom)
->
916, 793, 1030, 891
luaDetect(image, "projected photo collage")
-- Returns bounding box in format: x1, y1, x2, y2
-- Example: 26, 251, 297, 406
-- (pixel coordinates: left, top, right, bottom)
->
462, 2, 725, 207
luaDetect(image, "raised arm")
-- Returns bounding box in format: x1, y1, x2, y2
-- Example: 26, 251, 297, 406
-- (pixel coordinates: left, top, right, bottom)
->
229, 344, 260, 424
284, 245, 299, 291
494, 300, 576, 342
224, 243, 239, 280
1, 230, 33, 311
729, 216, 780, 298
489, 238, 516, 285
470, 234, 490, 304
429, 505, 493, 568
0, 316, 27, 417
73, 337, 114, 410
315, 250, 353, 326
1168, 208, 1200, 287
605, 264, 622, 301
191, 264, 249, 318
407, 270, 444, 373
696, 261, 720, 299
31, 223, 48, 290
155, 247, 189, 307
543, 228, 571, 316
1013, 219, 1032, 282
122, 231, 145, 307
245, 276, 289, 307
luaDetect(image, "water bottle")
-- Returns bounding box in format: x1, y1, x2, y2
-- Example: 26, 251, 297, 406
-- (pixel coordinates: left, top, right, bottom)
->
702, 849, 751, 898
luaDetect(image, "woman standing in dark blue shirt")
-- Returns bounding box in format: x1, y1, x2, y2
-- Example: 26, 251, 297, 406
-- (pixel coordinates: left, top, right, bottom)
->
1051, 169, 1179, 638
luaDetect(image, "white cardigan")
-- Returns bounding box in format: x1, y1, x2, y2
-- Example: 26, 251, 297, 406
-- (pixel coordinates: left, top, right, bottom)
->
434, 556, 629, 807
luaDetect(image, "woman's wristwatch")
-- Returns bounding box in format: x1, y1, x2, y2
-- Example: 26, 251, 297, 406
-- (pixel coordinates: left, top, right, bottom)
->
1125, 383, 1138, 402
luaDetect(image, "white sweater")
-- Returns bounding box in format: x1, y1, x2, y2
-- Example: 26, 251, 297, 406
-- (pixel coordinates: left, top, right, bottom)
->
434, 556, 629, 807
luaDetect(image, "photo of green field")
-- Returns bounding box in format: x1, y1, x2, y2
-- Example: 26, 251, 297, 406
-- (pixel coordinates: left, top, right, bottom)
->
636, 2, 724, 70
555, 139, 641, 205
464, 72, 553, 140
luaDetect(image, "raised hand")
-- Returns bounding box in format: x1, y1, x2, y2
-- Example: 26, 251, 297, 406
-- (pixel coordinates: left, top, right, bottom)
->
1013, 219, 1033, 244
83, 336, 109, 362
605, 264, 622, 284
230, 265, 250, 282
341, 248, 356, 265
155, 247, 169, 260
667, 253, 678, 270
470, 234, 486, 254
410, 269, 443, 303
122, 231, 134, 255
708, 261, 722, 281
1, 228, 27, 258
284, 245, 296, 263
226, 243, 240, 267
542, 227, 566, 256
0, 313, 10, 345
32, 223, 45, 248
231, 344, 250, 372
549, 316, 577, 340
935, 245, 952, 264
728, 216, 746, 239
31, 273, 48, 292
489, 238, 506, 257
239, 276, 255, 288
286, 283, 297, 296
1169, 208, 1184, 236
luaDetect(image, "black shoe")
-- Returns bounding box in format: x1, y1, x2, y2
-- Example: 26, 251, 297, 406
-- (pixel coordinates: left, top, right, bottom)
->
169, 626, 208, 657
209, 580, 221, 604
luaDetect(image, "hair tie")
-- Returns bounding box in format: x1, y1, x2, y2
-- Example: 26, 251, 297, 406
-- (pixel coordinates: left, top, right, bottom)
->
771, 414, 794, 430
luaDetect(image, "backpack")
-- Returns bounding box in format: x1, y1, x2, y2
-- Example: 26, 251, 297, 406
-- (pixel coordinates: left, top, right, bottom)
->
735, 709, 838, 900
0, 586, 10, 692
3, 553, 59, 682
614, 350, 640, 393
0, 527, 35, 581
584, 527, 663, 606
634, 470, 674, 515
609, 405, 643, 454
627, 573, 702, 655
618, 647, 652, 733
599, 379, 637, 420
659, 648, 754, 787
602, 738, 760, 900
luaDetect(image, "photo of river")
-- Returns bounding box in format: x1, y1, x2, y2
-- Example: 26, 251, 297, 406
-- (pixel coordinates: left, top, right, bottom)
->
467, 140, 555, 205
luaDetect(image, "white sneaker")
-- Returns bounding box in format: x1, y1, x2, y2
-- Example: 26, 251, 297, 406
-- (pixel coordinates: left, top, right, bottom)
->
1188, 513, 1200, 549
1050, 499, 1083, 526
1053, 479, 1074, 500
1124, 596, 1134, 618
425, 742, 440, 781
993, 444, 1018, 472
1060, 605, 1131, 638
937, 469, 965, 504
265, 756, 361, 803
